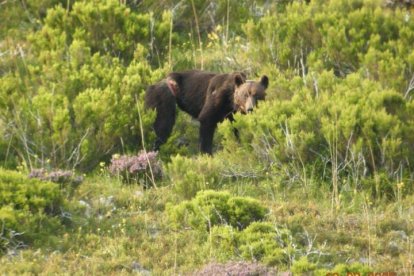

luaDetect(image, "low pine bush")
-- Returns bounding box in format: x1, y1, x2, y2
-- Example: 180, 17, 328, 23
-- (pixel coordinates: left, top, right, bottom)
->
0, 168, 64, 253
29, 168, 83, 196
166, 155, 223, 199
168, 190, 267, 231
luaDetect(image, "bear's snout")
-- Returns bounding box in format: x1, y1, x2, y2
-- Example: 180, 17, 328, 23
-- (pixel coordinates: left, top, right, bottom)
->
245, 96, 256, 113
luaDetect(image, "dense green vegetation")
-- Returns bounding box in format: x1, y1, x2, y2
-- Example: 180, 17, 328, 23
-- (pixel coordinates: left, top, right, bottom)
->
0, 0, 413, 274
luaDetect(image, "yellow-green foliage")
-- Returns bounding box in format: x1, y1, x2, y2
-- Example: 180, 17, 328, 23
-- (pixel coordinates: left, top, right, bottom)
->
168, 190, 267, 231
209, 222, 299, 266
218, 72, 414, 198
167, 155, 224, 199
291, 256, 317, 274
322, 263, 372, 276
0, 169, 61, 214
0, 169, 63, 251
238, 222, 295, 266
0, 0, 167, 170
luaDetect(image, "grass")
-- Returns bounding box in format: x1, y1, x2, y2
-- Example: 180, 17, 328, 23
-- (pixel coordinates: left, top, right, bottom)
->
0, 165, 413, 275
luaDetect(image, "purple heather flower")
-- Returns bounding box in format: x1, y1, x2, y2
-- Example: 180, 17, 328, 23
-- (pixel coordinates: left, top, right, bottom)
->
108, 151, 162, 183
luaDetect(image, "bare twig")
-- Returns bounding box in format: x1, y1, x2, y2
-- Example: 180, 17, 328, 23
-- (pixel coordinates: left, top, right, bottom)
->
225, 0, 230, 43
300, 49, 307, 85
404, 74, 414, 99
135, 95, 157, 189
68, 128, 90, 170
311, 72, 319, 98
168, 11, 173, 70
191, 0, 204, 69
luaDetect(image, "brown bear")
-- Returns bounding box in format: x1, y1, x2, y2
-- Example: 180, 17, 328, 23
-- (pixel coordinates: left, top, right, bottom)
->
145, 70, 268, 154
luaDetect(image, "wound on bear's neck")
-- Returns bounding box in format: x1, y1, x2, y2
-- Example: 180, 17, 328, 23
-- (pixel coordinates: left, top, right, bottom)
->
166, 78, 178, 97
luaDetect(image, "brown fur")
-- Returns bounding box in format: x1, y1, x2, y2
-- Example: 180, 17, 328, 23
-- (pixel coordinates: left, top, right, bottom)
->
145, 70, 268, 154
233, 76, 269, 114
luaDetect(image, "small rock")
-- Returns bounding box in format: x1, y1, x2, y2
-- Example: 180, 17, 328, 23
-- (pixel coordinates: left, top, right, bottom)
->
78, 200, 92, 218
131, 261, 151, 275
134, 190, 144, 198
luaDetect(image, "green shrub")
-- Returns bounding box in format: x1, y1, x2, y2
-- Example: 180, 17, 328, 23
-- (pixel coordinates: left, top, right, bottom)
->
167, 190, 267, 231
0, 1, 169, 171
0, 120, 17, 169
182, 209, 303, 266
0, 169, 62, 213
166, 155, 224, 199
28, 168, 83, 197
330, 262, 372, 276
210, 225, 239, 261
238, 222, 294, 266
242, 0, 414, 89
291, 256, 317, 274
227, 197, 269, 230
0, 168, 64, 253
218, 71, 414, 198
209, 221, 301, 266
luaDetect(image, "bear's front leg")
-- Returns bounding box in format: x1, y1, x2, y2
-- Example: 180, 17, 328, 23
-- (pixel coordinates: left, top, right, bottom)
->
199, 121, 217, 155
226, 113, 240, 142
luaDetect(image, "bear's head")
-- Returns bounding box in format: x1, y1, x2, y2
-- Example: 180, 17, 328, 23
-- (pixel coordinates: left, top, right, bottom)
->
233, 75, 269, 114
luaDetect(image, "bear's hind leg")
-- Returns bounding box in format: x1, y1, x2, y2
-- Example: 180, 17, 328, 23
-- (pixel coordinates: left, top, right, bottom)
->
145, 85, 177, 151
153, 99, 176, 151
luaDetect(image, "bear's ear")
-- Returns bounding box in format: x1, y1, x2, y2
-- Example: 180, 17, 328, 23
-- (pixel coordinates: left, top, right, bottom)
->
234, 74, 245, 87
239, 72, 247, 81
260, 75, 269, 89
